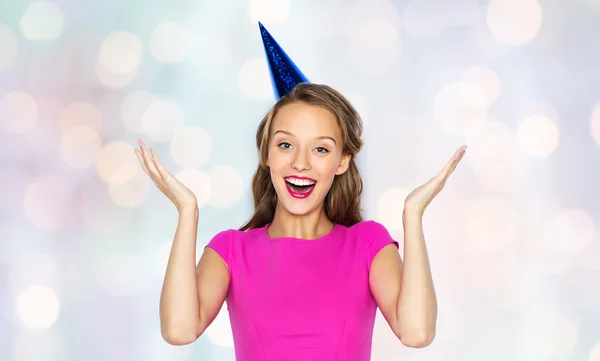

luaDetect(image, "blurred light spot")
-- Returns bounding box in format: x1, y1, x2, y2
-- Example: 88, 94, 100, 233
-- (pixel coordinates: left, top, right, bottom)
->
206, 305, 234, 347
248, 0, 291, 23
346, 0, 402, 31
486, 0, 542, 45
24, 175, 76, 230
465, 120, 519, 193
517, 115, 559, 157
96, 141, 139, 185
471, 6, 503, 56
170, 126, 213, 168
95, 64, 137, 88
0, 23, 18, 71
590, 342, 600, 361
141, 100, 185, 142
589, 104, 600, 146
544, 209, 594, 253
96, 254, 144, 296
239, 57, 271, 100
0, 166, 33, 212
458, 247, 533, 310
460, 65, 501, 106
490, 250, 538, 310
16, 286, 60, 329
174, 169, 211, 208
80, 183, 135, 233
0, 91, 37, 134
190, 32, 233, 75
108, 169, 151, 208
8, 254, 61, 298
348, 19, 401, 76
526, 227, 576, 275
345, 92, 369, 125
313, 0, 347, 39
579, 238, 600, 272
376, 188, 410, 231
528, 209, 595, 275
121, 91, 158, 133
533, 0, 564, 46
522, 101, 561, 123
60, 126, 102, 168
463, 196, 519, 251
440, 0, 479, 27
522, 307, 577, 360
207, 165, 245, 209
98, 31, 143, 74
150, 22, 191, 63
59, 101, 102, 132
19, 1, 64, 41
12, 329, 66, 361
402, 0, 445, 36
434, 82, 487, 137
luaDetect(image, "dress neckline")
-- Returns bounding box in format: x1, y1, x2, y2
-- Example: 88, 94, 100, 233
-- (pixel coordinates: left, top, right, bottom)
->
263, 223, 339, 242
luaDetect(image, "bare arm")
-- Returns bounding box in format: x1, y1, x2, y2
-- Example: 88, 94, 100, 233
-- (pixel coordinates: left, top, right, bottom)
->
133, 139, 231, 345
370, 146, 465, 348
159, 206, 200, 344
396, 212, 437, 345
159, 206, 230, 345
369, 212, 437, 348
194, 244, 230, 337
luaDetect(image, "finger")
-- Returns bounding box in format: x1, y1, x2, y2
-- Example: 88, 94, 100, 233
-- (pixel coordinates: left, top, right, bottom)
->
437, 146, 466, 180
150, 148, 171, 179
134, 148, 151, 175
138, 139, 162, 181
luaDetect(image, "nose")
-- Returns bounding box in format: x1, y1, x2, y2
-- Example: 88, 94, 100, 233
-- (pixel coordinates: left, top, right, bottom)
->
291, 149, 310, 171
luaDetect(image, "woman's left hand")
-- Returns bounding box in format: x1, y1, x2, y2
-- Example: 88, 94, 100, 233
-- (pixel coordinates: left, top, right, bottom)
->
404, 145, 467, 217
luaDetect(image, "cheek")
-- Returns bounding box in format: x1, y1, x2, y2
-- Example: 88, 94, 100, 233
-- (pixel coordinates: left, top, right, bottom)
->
268, 152, 284, 169
317, 158, 342, 180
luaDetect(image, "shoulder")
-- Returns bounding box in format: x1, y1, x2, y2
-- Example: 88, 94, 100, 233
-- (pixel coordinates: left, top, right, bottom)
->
206, 226, 265, 262
345, 220, 391, 240
354, 220, 399, 262
211, 226, 265, 244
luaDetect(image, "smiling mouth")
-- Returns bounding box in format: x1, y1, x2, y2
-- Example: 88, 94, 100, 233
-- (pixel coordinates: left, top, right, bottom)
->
285, 180, 315, 194
284, 177, 316, 198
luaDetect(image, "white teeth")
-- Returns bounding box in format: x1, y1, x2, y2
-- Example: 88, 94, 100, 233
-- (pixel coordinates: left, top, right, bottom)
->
286, 178, 315, 186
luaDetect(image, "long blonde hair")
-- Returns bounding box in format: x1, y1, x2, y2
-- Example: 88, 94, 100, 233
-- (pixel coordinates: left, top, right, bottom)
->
239, 83, 364, 231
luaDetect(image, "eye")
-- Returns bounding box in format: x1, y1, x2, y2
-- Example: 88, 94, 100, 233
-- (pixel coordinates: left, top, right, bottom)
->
278, 142, 292, 149
315, 147, 329, 153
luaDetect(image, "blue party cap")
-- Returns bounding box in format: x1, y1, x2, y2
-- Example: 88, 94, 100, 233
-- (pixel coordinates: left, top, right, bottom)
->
258, 22, 309, 100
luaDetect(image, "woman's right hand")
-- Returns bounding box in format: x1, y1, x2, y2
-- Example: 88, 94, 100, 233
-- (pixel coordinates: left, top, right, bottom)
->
134, 138, 198, 212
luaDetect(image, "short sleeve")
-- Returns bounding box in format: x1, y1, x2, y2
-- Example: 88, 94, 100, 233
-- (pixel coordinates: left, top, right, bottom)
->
205, 229, 232, 266
367, 220, 399, 265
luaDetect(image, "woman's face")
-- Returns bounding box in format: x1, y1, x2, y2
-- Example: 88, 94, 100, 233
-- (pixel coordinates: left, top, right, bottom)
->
266, 102, 350, 217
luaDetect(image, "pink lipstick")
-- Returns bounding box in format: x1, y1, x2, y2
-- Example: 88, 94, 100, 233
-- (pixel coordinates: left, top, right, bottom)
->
284, 176, 316, 199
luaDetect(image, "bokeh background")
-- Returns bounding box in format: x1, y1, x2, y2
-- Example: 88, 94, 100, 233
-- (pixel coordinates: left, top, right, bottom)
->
2, 0, 600, 360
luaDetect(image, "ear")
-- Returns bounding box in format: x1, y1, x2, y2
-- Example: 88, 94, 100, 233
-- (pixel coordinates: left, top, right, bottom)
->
335, 154, 351, 175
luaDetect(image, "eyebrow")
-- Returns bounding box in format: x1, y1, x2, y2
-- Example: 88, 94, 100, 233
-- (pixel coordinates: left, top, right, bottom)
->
273, 130, 337, 145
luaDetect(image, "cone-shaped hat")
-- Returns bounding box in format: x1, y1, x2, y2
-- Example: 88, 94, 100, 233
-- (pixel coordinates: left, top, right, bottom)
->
259, 22, 309, 100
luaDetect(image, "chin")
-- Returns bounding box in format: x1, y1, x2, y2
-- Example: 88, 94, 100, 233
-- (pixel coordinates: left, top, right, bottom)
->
280, 201, 318, 216
275, 186, 324, 216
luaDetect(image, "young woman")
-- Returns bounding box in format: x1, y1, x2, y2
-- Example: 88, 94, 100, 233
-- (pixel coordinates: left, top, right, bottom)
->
134, 23, 466, 361
135, 83, 466, 361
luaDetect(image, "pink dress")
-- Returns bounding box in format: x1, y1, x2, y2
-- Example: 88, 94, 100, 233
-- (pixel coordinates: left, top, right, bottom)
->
205, 220, 399, 361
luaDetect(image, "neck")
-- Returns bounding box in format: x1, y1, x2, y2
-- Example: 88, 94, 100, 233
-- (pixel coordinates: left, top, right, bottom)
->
268, 203, 334, 240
